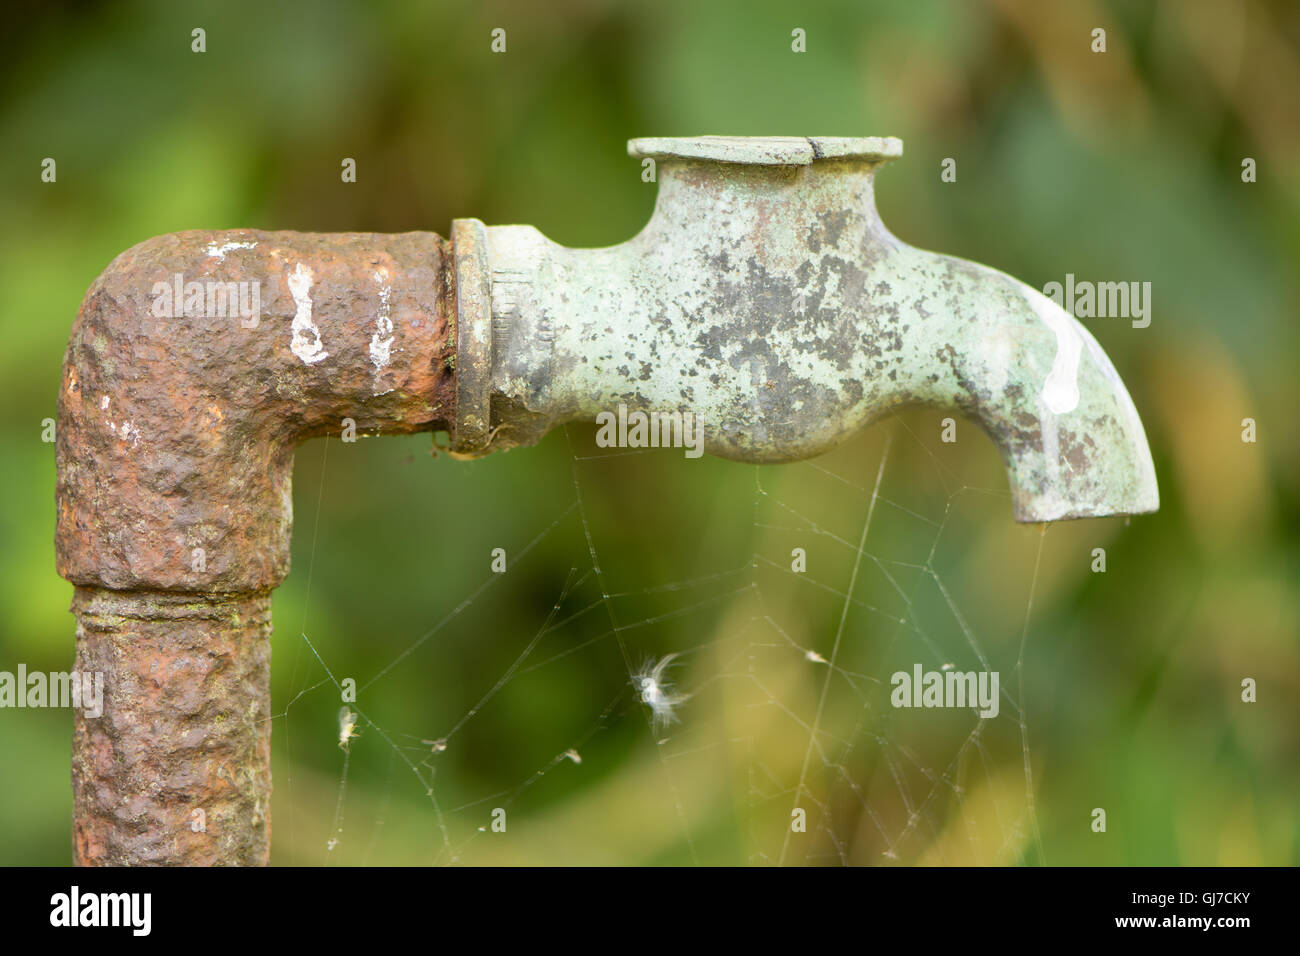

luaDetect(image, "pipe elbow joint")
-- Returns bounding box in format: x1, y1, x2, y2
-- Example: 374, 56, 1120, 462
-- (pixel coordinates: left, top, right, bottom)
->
56, 229, 457, 594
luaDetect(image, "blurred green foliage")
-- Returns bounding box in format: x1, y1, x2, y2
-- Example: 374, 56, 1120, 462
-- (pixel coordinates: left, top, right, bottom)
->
0, 0, 1296, 865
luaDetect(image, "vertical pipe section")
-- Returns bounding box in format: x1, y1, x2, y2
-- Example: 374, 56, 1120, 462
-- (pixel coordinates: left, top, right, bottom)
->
57, 230, 457, 865
71, 589, 273, 865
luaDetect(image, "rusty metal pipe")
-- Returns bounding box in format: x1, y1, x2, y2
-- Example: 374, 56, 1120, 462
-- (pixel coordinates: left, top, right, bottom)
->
57, 231, 455, 864
56, 136, 1157, 865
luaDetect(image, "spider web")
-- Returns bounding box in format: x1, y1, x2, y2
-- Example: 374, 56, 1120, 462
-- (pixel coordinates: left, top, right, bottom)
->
271, 409, 1053, 866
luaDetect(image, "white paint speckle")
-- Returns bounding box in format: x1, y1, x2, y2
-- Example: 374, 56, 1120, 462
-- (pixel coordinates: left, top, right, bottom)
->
369, 268, 395, 393
206, 240, 258, 262
1021, 285, 1081, 415
105, 419, 142, 448
100, 396, 110, 410
288, 263, 328, 365
1040, 396, 1060, 479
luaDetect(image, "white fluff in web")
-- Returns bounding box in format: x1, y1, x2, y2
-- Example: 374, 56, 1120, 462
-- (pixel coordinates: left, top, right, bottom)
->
337, 706, 360, 752
632, 653, 688, 732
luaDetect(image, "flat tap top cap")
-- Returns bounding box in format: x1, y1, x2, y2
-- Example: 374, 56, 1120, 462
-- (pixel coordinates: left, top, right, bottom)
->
627, 136, 903, 166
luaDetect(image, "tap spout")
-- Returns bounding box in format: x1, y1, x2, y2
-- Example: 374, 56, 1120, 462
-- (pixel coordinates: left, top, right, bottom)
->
452, 136, 1158, 521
